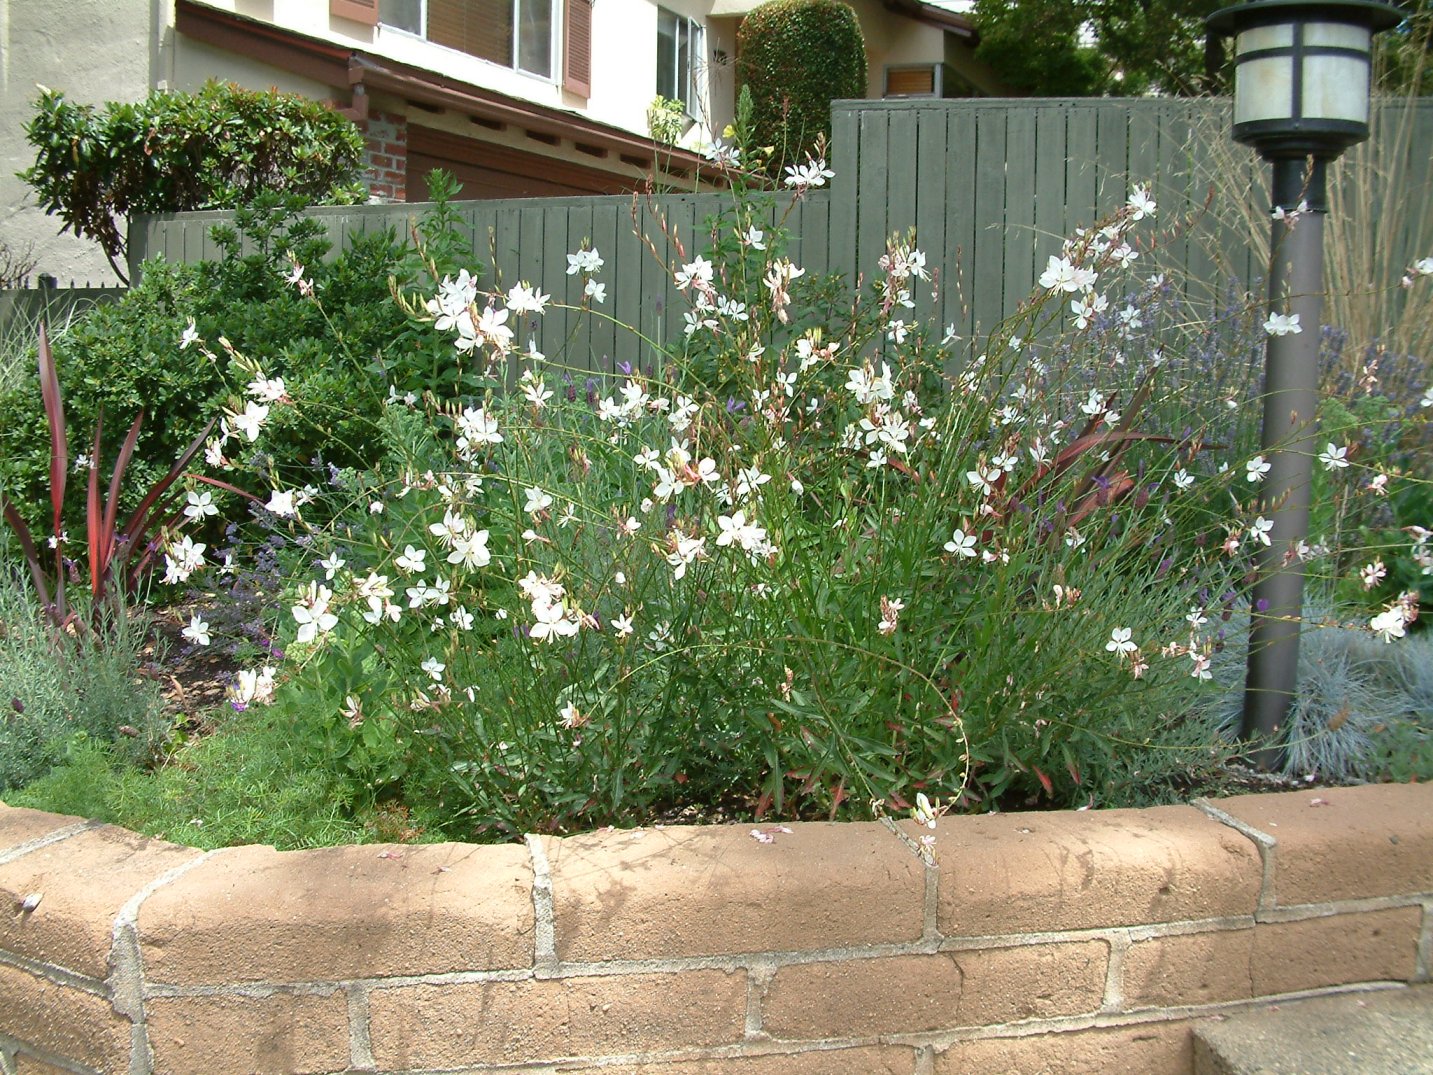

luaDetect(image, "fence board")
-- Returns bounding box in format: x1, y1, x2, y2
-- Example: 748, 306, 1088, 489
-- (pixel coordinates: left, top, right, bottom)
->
127, 99, 1433, 361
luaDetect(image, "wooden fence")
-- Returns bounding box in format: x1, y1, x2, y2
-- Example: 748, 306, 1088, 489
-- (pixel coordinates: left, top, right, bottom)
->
129, 98, 1433, 371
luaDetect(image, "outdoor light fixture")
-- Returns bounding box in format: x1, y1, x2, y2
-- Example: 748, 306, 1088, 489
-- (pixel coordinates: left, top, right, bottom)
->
1206, 0, 1401, 770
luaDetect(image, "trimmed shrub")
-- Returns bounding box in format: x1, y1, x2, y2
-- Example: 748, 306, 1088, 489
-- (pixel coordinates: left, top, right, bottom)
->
19, 80, 366, 279
736, 0, 866, 172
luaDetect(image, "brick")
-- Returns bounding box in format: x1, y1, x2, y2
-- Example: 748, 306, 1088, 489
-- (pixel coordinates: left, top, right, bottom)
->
138, 841, 532, 986
0, 825, 202, 979
146, 991, 349, 1075
544, 823, 925, 962
1123, 929, 1255, 1008
1252, 907, 1421, 996
934, 1021, 1193, 1075
0, 804, 88, 854
763, 944, 1107, 1039
382, 141, 406, 154
0, 963, 129, 1072
935, 804, 1260, 938
368, 970, 746, 1069
1208, 783, 1433, 905
549, 1047, 917, 1074
367, 153, 394, 169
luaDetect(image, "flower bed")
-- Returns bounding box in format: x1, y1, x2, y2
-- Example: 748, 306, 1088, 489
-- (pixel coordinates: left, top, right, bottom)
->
2, 781, 1429, 1074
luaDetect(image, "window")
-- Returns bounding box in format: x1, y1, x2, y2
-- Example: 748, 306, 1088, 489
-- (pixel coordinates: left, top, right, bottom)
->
380, 0, 558, 80
656, 8, 703, 115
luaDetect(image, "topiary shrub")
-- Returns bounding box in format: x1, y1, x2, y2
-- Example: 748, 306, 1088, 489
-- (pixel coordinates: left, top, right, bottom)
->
736, 0, 866, 174
19, 80, 367, 281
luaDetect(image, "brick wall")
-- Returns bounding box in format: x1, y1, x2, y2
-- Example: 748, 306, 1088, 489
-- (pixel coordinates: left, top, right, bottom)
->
1, 783, 1429, 1074
359, 111, 408, 204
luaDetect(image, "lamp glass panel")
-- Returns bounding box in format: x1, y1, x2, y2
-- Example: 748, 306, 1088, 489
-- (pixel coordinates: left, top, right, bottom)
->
1303, 22, 1370, 50
1301, 54, 1371, 122
1236, 24, 1293, 53
1235, 56, 1294, 123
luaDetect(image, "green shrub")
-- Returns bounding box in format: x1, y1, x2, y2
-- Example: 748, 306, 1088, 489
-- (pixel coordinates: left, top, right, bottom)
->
19, 81, 366, 280
736, 0, 866, 173
0, 190, 466, 548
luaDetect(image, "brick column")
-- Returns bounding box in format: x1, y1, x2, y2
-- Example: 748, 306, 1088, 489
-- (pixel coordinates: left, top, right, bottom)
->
359, 110, 408, 203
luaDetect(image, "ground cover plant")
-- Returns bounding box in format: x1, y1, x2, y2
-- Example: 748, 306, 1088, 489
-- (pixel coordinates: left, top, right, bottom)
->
4, 134, 1430, 850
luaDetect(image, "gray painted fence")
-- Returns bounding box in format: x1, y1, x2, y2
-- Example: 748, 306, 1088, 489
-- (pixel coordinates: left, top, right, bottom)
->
129, 98, 1433, 371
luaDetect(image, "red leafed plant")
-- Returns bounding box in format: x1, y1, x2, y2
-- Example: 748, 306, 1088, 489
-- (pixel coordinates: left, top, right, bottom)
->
1, 324, 247, 632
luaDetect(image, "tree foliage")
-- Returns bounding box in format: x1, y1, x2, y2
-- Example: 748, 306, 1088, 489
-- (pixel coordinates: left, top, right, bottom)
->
736, 0, 866, 172
19, 80, 367, 282
972, 0, 1227, 97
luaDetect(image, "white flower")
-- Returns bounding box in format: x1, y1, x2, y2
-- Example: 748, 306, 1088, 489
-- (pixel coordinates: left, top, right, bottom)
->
1369, 605, 1407, 642
267, 489, 297, 517
421, 656, 446, 681
1106, 627, 1137, 657
877, 596, 905, 636
504, 282, 550, 314
446, 529, 492, 570
1319, 443, 1350, 470
944, 528, 978, 558
292, 584, 338, 645
524, 487, 553, 514
1245, 455, 1271, 483
1190, 652, 1212, 680
228, 665, 277, 708
783, 157, 835, 189
1263, 312, 1302, 336
162, 535, 207, 585
566, 247, 604, 275
1249, 516, 1274, 546
246, 375, 287, 403
584, 278, 606, 304
1039, 255, 1096, 293
674, 256, 715, 292
1126, 186, 1157, 220
913, 792, 938, 829
183, 490, 218, 521
318, 552, 346, 580
1415, 256, 1433, 276
1173, 469, 1195, 491
181, 615, 211, 647
742, 225, 766, 250
179, 320, 200, 349
1361, 560, 1387, 590
395, 545, 427, 573
612, 612, 634, 638
228, 401, 270, 442
530, 597, 581, 643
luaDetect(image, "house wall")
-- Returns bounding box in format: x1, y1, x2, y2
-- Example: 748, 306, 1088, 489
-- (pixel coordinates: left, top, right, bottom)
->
1, 783, 1430, 1073
849, 0, 949, 99
0, 0, 166, 285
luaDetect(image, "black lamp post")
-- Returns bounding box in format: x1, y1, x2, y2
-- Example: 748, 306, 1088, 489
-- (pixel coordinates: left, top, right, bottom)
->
1206, 0, 1402, 770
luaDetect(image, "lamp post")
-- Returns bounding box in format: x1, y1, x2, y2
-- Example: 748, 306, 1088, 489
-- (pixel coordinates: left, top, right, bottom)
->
1206, 0, 1401, 770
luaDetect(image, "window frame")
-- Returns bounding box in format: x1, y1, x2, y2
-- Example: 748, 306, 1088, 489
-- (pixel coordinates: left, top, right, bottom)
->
656, 7, 704, 119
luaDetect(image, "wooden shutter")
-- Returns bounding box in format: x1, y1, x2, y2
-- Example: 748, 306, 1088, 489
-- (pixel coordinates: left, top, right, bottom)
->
564, 0, 592, 98
331, 0, 379, 25
885, 65, 936, 98
430, 0, 511, 65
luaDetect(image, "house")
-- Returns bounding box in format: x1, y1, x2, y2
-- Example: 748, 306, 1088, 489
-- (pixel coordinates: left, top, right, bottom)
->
1, 0, 1002, 285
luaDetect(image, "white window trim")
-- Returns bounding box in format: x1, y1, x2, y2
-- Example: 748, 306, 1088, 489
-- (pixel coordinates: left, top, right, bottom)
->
658, 8, 705, 119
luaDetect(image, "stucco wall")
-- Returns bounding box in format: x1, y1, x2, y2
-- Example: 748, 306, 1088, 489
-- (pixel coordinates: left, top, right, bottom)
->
0, 0, 164, 285
2, 782, 1430, 1074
